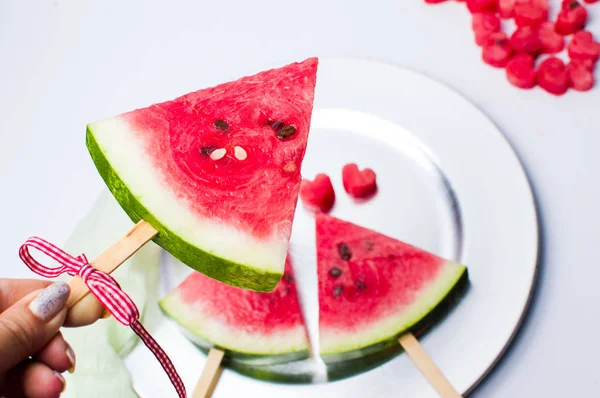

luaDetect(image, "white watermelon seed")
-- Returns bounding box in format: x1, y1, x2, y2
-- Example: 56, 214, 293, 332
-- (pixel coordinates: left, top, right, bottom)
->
210, 148, 227, 161
234, 146, 247, 161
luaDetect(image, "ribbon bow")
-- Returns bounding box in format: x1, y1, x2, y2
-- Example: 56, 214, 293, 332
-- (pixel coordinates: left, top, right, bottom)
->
19, 237, 186, 398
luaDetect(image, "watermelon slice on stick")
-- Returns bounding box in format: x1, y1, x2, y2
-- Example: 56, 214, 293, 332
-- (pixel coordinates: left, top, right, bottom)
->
159, 256, 309, 364
59, 58, 317, 397
317, 213, 467, 397
62, 57, 319, 318
160, 256, 309, 396
83, 57, 318, 293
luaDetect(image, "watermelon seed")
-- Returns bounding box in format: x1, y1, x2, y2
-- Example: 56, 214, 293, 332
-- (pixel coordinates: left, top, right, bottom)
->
356, 281, 366, 291
214, 119, 229, 131
568, 1, 580, 8
329, 267, 342, 277
333, 285, 343, 296
209, 148, 227, 161
337, 243, 352, 260
284, 274, 294, 283
283, 162, 297, 173
200, 146, 216, 156
270, 120, 285, 132
234, 146, 247, 161
277, 125, 297, 139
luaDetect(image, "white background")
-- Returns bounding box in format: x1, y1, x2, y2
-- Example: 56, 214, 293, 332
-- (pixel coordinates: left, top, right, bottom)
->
0, 1, 598, 397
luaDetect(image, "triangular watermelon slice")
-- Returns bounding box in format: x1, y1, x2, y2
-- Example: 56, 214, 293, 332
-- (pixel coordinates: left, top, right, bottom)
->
316, 213, 468, 361
159, 256, 308, 365
87, 58, 318, 292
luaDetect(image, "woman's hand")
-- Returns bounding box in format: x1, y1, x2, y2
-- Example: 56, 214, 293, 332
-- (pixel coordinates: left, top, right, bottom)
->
0, 278, 105, 398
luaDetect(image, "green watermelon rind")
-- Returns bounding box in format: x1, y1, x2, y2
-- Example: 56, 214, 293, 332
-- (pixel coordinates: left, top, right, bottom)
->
320, 262, 469, 361
194, 338, 309, 367
187, 334, 308, 367
220, 346, 400, 385
86, 126, 281, 292
225, 360, 314, 384
158, 296, 309, 365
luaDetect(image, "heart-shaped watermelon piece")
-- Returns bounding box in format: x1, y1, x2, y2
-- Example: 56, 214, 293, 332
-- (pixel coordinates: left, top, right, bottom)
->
556, 1, 588, 35
506, 53, 537, 89
567, 61, 595, 91
538, 22, 565, 54
300, 174, 336, 213
341, 163, 378, 199
537, 57, 569, 95
568, 30, 600, 63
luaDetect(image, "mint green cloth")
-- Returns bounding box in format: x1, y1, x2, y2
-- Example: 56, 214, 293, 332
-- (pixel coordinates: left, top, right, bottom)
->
60, 191, 163, 397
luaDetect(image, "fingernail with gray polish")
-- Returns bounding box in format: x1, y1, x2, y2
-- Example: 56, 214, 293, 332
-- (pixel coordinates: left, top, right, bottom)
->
66, 343, 76, 373
28, 282, 70, 321
54, 371, 66, 392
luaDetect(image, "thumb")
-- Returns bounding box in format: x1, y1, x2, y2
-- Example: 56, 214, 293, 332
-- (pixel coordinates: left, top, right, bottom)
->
0, 282, 70, 373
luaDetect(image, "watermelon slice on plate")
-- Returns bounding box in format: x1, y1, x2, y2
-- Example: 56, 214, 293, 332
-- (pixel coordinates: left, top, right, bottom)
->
86, 58, 318, 292
159, 256, 308, 365
316, 213, 468, 362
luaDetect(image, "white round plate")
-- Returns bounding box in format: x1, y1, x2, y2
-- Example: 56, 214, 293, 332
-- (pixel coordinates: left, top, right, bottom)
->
126, 57, 538, 397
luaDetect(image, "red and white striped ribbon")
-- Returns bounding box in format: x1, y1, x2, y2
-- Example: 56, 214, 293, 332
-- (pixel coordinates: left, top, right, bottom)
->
19, 237, 187, 398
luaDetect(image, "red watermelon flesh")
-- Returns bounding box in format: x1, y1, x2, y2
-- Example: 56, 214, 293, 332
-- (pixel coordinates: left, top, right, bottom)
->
316, 213, 467, 359
159, 256, 309, 364
87, 58, 318, 292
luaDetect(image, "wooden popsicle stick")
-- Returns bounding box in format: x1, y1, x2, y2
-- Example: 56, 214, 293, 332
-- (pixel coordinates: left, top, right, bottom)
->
192, 348, 225, 398
66, 220, 159, 309
398, 332, 462, 398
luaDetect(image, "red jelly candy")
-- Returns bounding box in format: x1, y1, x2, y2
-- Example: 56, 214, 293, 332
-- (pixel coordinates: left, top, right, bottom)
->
538, 22, 565, 54
506, 54, 537, 88
342, 164, 377, 199
300, 174, 335, 212
466, 0, 498, 13
567, 61, 595, 91
568, 30, 600, 63
514, 0, 548, 27
472, 13, 501, 46
556, 1, 588, 35
499, 0, 515, 18
482, 32, 514, 67
536, 57, 569, 95
510, 26, 542, 54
